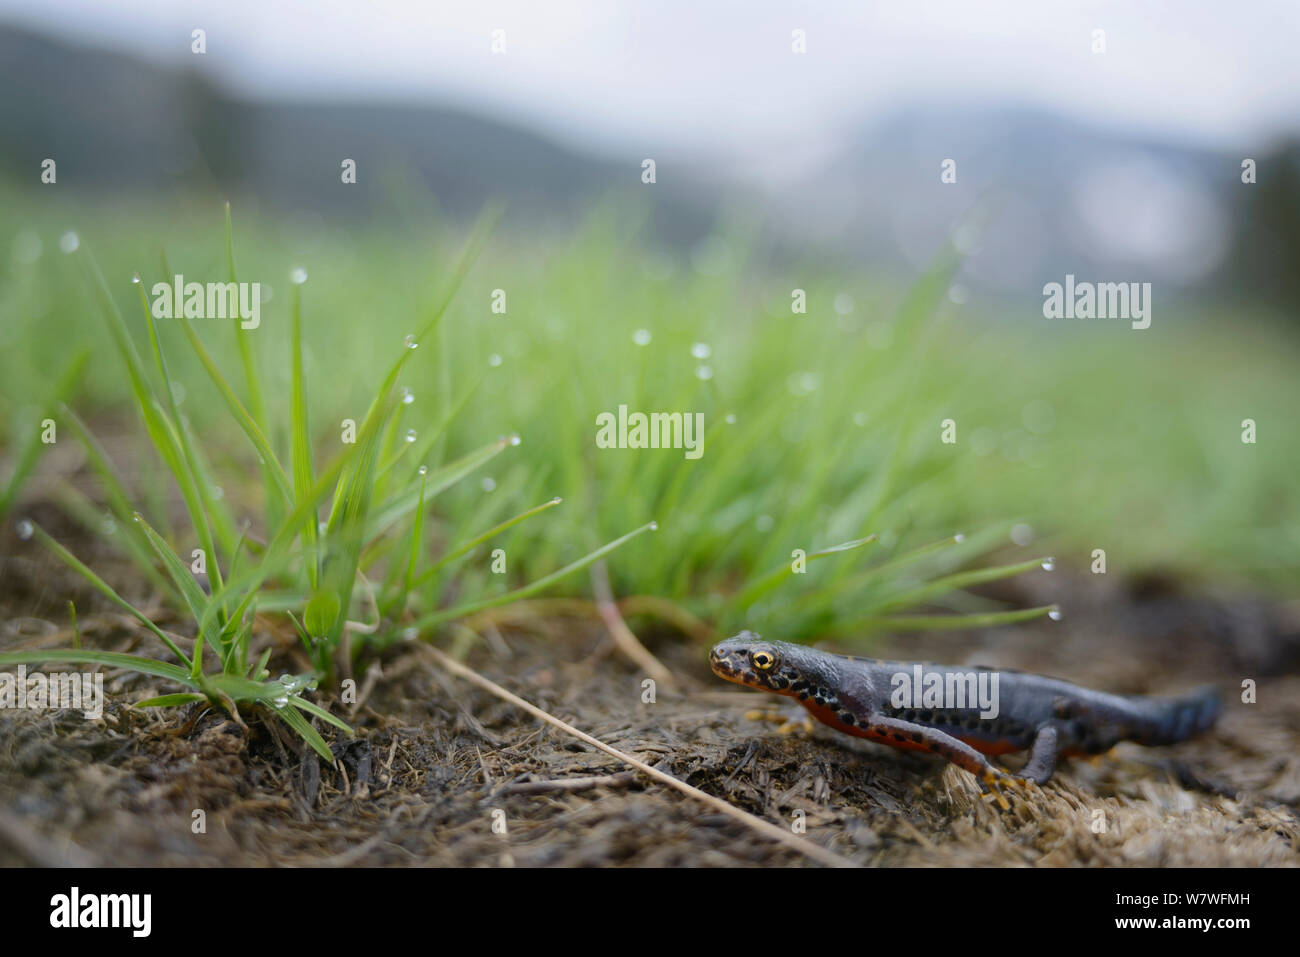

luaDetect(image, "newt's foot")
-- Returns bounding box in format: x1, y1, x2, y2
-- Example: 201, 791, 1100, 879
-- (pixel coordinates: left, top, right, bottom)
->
978, 765, 1034, 810
745, 707, 814, 736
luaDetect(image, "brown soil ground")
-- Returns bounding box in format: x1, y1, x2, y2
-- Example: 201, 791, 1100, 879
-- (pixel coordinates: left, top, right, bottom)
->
2, 502, 1299, 867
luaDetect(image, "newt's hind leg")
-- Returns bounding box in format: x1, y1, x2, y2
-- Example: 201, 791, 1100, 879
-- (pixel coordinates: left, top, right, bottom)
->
865, 714, 1032, 810
744, 705, 814, 736
1020, 724, 1061, 785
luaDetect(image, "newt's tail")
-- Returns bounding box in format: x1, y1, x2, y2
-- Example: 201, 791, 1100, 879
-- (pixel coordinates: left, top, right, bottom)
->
1131, 686, 1220, 746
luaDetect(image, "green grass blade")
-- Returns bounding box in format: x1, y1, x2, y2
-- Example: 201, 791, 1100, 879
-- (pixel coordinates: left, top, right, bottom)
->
866, 556, 1050, 616
276, 701, 336, 762
174, 312, 295, 508
134, 276, 225, 597
0, 350, 87, 518
0, 648, 191, 685
413, 520, 659, 630
413, 496, 563, 587
289, 276, 319, 589
731, 535, 877, 610
23, 521, 191, 667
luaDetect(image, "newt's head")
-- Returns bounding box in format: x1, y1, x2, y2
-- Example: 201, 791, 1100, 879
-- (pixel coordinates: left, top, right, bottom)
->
709, 632, 807, 695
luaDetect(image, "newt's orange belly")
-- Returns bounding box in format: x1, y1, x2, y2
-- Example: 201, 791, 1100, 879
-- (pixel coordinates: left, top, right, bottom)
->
798, 699, 1022, 756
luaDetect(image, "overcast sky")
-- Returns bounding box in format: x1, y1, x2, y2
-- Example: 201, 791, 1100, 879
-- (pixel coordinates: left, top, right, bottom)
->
4, 0, 1297, 162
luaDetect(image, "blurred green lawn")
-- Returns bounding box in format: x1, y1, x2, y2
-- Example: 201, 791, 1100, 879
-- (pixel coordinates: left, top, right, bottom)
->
2, 186, 1296, 645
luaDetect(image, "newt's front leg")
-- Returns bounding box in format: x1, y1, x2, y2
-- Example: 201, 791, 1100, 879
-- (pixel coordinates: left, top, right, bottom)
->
864, 713, 1033, 809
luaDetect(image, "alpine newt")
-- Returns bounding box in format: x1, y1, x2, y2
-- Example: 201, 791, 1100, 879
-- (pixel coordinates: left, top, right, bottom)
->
709, 631, 1220, 807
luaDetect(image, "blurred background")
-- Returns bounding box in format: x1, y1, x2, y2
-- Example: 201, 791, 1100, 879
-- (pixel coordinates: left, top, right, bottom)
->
4, 0, 1300, 300
2, 1, 1297, 618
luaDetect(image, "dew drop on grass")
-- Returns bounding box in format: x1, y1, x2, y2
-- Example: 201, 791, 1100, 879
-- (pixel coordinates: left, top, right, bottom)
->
417, 465, 428, 476
633, 329, 652, 346
550, 497, 563, 505
402, 627, 419, 642
59, 231, 80, 254
1010, 523, 1034, 546
272, 695, 289, 709
16, 519, 34, 540
691, 342, 711, 359
488, 353, 502, 367
1049, 606, 1063, 621
404, 429, 417, 443
404, 335, 418, 349
508, 435, 521, 446
725, 413, 736, 424
695, 365, 713, 380
954, 532, 965, 543
290, 267, 308, 285
131, 273, 141, 284
401, 386, 414, 405
1041, 558, 1055, 571
648, 521, 659, 531
481, 477, 496, 492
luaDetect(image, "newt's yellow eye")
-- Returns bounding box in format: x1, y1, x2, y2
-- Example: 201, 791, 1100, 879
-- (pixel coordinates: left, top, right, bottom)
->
751, 651, 775, 670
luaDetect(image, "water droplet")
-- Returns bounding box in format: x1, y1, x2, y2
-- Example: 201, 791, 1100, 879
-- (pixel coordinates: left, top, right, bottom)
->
16, 519, 34, 540
212, 486, 224, 500
954, 532, 965, 543
417, 465, 428, 476
695, 365, 713, 380
648, 521, 659, 531
290, 267, 308, 284
480, 477, 496, 492
404, 335, 418, 349
947, 284, 970, 305
691, 342, 711, 359
404, 429, 417, 443
1048, 606, 1063, 621
272, 695, 289, 709
131, 273, 141, 284
632, 329, 652, 346
59, 231, 80, 254
401, 386, 415, 405
402, 627, 419, 642
853, 411, 869, 428
725, 413, 737, 424
279, 674, 294, 685
101, 514, 117, 536
1010, 523, 1034, 546
509, 435, 521, 446
1041, 558, 1055, 571
551, 497, 563, 505
488, 353, 502, 367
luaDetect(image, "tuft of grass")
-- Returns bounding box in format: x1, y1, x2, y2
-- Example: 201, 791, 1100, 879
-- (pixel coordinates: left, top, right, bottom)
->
0, 208, 661, 758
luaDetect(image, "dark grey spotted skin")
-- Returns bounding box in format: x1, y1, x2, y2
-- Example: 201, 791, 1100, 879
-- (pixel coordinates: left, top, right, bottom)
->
709, 632, 1219, 786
